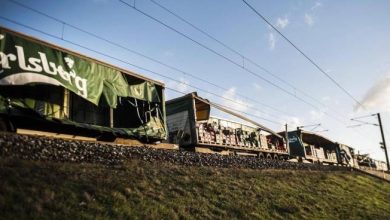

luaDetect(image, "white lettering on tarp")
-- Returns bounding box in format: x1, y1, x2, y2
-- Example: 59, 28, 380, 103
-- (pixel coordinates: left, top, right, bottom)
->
38, 51, 57, 75
75, 77, 87, 98
0, 52, 17, 69
288, 136, 298, 143
28, 57, 43, 72
16, 45, 36, 72
57, 65, 72, 84
64, 57, 74, 68
0, 44, 89, 99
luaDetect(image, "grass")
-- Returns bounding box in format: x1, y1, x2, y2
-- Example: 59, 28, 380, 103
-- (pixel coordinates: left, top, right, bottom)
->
0, 158, 390, 219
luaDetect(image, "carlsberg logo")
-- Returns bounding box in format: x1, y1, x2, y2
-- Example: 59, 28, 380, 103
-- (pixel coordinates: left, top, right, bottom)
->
288, 136, 298, 143
0, 35, 88, 98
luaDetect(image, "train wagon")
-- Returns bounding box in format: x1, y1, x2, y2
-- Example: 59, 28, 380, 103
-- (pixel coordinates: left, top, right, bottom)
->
374, 160, 388, 171
336, 143, 357, 167
166, 92, 289, 159
0, 26, 166, 142
286, 129, 339, 164
356, 154, 377, 169
356, 154, 388, 171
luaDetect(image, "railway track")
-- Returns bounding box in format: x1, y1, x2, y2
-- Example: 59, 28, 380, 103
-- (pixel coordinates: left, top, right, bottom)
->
0, 132, 350, 171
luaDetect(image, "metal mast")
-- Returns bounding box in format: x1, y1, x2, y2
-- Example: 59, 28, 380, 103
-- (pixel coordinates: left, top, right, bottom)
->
377, 113, 390, 171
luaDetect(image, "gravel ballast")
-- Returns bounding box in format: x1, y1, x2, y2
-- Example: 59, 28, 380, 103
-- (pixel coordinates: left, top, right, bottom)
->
0, 133, 349, 171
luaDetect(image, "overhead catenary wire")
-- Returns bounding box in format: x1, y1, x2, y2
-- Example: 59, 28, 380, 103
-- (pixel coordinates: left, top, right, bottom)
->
149, 0, 342, 113
346, 114, 385, 147
118, 0, 313, 104
351, 113, 377, 120
350, 118, 378, 126
119, 0, 353, 126
149, 0, 355, 126
0, 15, 283, 126
5, 0, 292, 119
241, 0, 364, 109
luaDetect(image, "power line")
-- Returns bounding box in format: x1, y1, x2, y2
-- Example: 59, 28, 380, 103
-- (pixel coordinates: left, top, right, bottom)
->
6, 0, 292, 119
120, 0, 359, 127
241, 0, 364, 108
0, 15, 283, 126
149, 0, 332, 110
351, 113, 377, 120
119, 1, 314, 105
149, 0, 353, 124
119, 0, 352, 126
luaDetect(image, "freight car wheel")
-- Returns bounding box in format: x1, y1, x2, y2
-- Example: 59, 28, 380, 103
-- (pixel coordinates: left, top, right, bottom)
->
258, 153, 265, 159
266, 153, 272, 160
273, 154, 279, 160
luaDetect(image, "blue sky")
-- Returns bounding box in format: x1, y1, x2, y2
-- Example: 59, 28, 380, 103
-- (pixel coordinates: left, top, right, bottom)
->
1, 0, 390, 161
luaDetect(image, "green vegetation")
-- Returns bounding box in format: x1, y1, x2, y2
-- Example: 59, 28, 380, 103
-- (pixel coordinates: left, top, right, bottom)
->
1, 158, 389, 219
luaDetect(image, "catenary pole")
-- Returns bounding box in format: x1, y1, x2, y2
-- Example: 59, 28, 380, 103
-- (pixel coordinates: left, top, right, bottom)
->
377, 113, 390, 171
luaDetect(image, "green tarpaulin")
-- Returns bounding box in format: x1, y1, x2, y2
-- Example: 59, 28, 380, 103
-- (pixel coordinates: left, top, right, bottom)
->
0, 27, 166, 140
0, 29, 160, 108
128, 81, 160, 103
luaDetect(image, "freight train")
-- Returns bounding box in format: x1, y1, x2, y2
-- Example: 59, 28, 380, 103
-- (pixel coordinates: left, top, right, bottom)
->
0, 26, 387, 171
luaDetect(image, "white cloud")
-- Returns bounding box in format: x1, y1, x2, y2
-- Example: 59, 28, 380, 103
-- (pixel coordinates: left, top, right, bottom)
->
304, 1, 322, 26
304, 13, 314, 26
266, 16, 289, 51
268, 32, 276, 50
222, 87, 251, 112
311, 2, 322, 10
275, 17, 289, 29
356, 72, 390, 112
252, 83, 262, 91
166, 77, 190, 94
